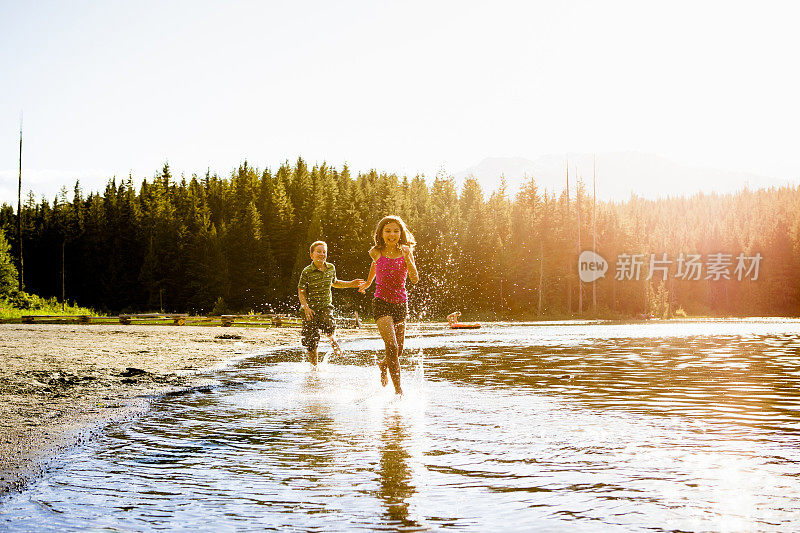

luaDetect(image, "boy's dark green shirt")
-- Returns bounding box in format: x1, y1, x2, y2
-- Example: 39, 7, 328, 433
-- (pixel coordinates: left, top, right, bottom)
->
298, 262, 336, 311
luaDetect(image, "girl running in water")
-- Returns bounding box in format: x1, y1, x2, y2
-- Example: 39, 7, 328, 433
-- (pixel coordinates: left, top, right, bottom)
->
359, 215, 419, 394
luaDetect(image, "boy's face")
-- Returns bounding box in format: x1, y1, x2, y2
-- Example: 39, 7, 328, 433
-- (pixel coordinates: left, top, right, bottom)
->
310, 244, 327, 268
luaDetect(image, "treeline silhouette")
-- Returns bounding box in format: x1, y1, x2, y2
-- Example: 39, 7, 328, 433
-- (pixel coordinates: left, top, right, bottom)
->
1, 158, 798, 318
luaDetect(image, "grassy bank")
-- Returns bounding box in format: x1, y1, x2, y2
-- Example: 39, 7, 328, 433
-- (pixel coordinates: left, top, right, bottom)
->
0, 292, 97, 320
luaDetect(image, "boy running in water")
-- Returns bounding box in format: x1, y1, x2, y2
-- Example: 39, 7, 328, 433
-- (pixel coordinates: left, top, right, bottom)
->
298, 241, 364, 368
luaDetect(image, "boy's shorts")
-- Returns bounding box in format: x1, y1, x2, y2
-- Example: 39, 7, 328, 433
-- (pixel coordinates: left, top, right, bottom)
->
301, 307, 335, 351
373, 297, 408, 324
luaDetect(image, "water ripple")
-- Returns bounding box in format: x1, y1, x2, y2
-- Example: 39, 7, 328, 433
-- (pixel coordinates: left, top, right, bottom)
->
3, 321, 800, 531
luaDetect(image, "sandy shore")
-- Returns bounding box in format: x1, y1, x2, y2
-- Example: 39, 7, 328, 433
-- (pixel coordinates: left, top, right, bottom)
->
0, 322, 371, 495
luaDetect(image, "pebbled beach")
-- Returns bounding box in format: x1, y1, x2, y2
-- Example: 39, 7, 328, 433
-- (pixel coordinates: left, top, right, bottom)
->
0, 322, 366, 495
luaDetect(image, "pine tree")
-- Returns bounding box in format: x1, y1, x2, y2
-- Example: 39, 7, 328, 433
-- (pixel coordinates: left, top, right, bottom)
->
186, 221, 229, 313
420, 175, 460, 316
0, 228, 18, 296
458, 178, 491, 309
268, 172, 295, 280
226, 200, 276, 311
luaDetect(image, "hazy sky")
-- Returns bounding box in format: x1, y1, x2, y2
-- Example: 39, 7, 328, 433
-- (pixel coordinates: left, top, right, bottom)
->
2, 0, 799, 205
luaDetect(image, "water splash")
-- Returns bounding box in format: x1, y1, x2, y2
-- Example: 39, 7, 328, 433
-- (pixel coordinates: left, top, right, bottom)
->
321, 347, 334, 366
408, 322, 425, 383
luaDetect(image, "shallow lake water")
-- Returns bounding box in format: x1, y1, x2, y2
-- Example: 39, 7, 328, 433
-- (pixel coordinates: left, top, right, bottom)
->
3, 320, 800, 532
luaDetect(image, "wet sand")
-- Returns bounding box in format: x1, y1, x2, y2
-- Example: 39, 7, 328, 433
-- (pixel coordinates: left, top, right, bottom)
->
0, 323, 371, 495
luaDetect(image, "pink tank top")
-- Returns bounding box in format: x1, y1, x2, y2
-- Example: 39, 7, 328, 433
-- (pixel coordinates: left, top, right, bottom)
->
374, 254, 408, 303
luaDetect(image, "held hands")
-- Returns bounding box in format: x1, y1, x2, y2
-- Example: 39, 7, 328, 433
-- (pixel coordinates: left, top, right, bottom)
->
350, 278, 365, 289
358, 280, 372, 294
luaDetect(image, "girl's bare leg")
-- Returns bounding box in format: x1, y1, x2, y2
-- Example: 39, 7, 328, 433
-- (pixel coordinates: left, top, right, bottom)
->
393, 321, 406, 392
394, 321, 406, 363
376, 315, 402, 393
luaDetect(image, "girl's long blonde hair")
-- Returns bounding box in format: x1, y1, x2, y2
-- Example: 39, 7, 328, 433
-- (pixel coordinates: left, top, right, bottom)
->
373, 215, 416, 251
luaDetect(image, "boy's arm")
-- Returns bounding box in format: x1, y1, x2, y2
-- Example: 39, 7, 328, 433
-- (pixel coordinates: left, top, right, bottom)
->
298, 271, 314, 319
331, 264, 360, 289
330, 263, 363, 289
333, 278, 365, 289
298, 287, 314, 319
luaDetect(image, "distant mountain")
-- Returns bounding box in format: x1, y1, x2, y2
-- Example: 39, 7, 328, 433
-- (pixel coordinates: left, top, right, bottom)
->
453, 152, 791, 201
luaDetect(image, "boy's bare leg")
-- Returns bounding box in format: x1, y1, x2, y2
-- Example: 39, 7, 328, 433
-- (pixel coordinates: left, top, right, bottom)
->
309, 348, 318, 369
378, 357, 388, 387
376, 316, 401, 393
327, 334, 343, 357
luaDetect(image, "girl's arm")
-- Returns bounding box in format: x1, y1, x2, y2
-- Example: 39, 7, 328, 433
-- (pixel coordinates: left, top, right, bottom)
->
359, 248, 379, 293
359, 261, 376, 293
402, 246, 419, 284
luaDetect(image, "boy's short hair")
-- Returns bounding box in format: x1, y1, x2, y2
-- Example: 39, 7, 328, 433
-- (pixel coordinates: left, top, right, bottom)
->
309, 240, 327, 254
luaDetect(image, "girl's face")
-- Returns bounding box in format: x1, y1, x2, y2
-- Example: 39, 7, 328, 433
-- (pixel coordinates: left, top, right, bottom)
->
382, 222, 402, 246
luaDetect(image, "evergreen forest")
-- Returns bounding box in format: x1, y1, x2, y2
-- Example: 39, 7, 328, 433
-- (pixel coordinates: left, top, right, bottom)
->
1, 158, 799, 319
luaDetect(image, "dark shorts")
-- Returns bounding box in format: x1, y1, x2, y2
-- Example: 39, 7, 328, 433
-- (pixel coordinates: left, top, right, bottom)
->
373, 297, 408, 324
301, 307, 335, 351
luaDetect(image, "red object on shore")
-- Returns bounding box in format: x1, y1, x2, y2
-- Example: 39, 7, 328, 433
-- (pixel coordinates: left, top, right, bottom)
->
450, 323, 481, 329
